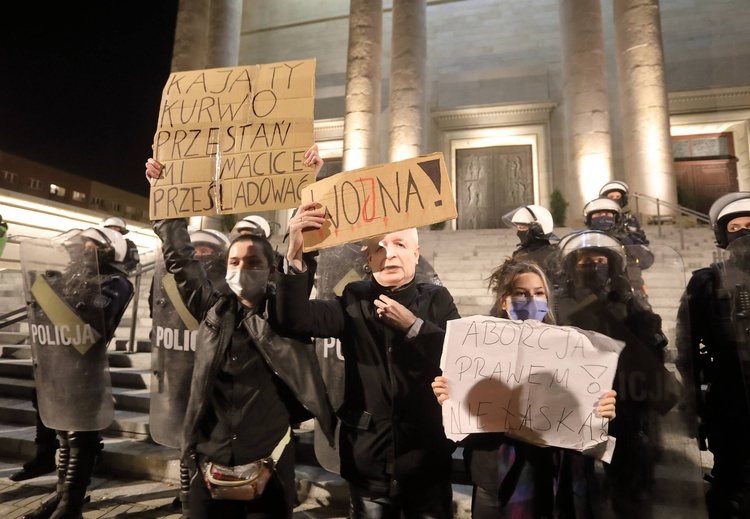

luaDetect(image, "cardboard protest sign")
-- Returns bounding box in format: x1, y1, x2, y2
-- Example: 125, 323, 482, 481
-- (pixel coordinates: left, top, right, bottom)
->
440, 316, 623, 453
300, 152, 457, 251
150, 60, 316, 220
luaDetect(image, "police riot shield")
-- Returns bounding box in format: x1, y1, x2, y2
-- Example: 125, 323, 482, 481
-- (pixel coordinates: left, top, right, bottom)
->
21, 232, 114, 431
313, 243, 443, 472
551, 242, 706, 518
312, 243, 368, 473
149, 243, 200, 448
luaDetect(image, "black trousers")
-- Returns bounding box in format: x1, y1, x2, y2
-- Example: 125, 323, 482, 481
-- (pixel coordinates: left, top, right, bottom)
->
188, 442, 295, 519
349, 478, 453, 519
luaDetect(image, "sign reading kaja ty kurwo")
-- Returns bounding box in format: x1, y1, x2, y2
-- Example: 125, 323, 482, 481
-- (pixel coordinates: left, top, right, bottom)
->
300, 152, 457, 252
149, 59, 316, 220
439, 316, 623, 454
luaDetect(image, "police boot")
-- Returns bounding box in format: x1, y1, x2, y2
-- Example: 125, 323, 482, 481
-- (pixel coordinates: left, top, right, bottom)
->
10, 438, 58, 482
48, 433, 101, 519
21, 437, 69, 519
179, 461, 190, 518
11, 398, 59, 482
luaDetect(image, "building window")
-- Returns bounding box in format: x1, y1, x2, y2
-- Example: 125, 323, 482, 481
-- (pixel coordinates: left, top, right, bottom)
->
29, 178, 42, 190
3, 171, 17, 184
50, 184, 66, 197
111, 202, 121, 212
672, 132, 734, 160
92, 197, 104, 207
72, 191, 86, 202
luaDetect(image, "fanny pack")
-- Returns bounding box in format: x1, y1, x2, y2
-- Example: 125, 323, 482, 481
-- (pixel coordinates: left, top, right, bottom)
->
201, 427, 291, 501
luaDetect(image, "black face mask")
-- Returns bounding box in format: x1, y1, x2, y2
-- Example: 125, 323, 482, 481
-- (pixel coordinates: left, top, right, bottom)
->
590, 216, 615, 232
575, 263, 609, 293
196, 253, 227, 282
727, 228, 750, 245
517, 229, 529, 245
727, 233, 750, 272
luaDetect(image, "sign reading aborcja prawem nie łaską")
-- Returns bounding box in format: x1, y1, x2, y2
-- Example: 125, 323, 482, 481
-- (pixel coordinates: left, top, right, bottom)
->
300, 152, 457, 252
439, 316, 624, 453
149, 59, 316, 220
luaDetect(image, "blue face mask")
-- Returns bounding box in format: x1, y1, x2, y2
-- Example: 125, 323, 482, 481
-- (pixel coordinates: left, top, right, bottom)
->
508, 296, 549, 321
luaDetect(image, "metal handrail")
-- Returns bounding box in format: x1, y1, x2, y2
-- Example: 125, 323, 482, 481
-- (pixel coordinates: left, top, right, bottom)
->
0, 306, 27, 330
633, 192, 710, 250
124, 260, 155, 353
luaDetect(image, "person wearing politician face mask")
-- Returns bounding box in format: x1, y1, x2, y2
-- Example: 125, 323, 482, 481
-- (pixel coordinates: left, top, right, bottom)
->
146, 146, 336, 519
277, 201, 460, 519
433, 259, 616, 518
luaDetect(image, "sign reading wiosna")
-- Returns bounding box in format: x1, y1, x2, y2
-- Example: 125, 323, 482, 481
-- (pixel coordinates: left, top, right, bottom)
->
300, 152, 457, 251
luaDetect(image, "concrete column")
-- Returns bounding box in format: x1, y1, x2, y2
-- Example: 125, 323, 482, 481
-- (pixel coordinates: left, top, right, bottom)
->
389, 0, 426, 162
343, 0, 383, 171
170, 0, 210, 72
559, 0, 613, 220
614, 0, 677, 214
207, 0, 242, 68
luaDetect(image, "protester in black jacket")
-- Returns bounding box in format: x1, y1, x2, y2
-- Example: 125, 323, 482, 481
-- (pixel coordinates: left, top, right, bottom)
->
146, 151, 336, 519
276, 201, 460, 519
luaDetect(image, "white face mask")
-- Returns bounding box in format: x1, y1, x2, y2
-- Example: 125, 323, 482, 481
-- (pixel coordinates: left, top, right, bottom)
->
225, 269, 269, 302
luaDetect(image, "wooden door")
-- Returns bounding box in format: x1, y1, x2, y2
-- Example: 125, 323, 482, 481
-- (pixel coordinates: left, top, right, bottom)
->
674, 158, 738, 214
455, 145, 534, 229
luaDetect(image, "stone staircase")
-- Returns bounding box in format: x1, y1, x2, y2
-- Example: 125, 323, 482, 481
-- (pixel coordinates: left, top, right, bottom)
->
0, 224, 718, 488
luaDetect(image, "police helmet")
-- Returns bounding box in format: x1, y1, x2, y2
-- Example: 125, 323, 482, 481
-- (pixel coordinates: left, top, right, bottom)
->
558, 230, 626, 276
190, 229, 231, 254
79, 227, 127, 263
583, 197, 622, 227
599, 180, 629, 207
232, 215, 271, 238
101, 216, 129, 235
709, 192, 750, 249
502, 205, 554, 237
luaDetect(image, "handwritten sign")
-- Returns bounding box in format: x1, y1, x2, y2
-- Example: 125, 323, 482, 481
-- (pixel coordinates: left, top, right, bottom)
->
150, 60, 316, 220
300, 152, 457, 251
440, 316, 623, 452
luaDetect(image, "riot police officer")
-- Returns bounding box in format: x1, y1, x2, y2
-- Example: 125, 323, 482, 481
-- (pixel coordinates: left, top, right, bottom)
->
21, 227, 134, 519
583, 197, 654, 299
599, 179, 649, 244
150, 227, 231, 512
231, 214, 273, 239
502, 204, 558, 276
102, 216, 140, 273
677, 191, 750, 518
553, 230, 672, 518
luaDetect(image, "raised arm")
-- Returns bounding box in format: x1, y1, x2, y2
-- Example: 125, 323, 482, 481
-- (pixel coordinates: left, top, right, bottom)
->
275, 201, 346, 338
146, 159, 217, 320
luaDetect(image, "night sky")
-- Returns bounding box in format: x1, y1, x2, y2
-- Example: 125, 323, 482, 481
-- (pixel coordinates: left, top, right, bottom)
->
0, 2, 179, 198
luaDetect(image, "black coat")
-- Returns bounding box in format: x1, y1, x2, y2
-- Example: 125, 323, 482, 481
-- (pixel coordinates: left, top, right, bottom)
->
152, 219, 337, 465
276, 266, 459, 496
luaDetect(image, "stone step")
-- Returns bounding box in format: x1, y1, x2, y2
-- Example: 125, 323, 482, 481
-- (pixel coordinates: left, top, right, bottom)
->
0, 345, 152, 369
439, 271, 488, 281
0, 331, 29, 345
0, 359, 151, 390
0, 396, 151, 440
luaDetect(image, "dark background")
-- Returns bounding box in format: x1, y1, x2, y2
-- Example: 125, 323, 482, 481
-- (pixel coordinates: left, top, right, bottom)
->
0, 2, 179, 197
